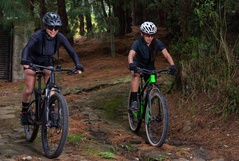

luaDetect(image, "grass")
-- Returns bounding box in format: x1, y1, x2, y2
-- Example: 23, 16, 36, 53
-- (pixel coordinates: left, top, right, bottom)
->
99, 152, 115, 159
67, 133, 84, 144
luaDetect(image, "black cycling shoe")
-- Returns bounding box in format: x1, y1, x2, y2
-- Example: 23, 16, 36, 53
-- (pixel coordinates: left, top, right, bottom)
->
20, 112, 28, 125
130, 101, 138, 111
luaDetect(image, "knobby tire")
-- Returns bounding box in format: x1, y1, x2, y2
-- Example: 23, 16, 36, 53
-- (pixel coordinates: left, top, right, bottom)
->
145, 88, 169, 147
41, 93, 69, 159
127, 90, 142, 132
24, 88, 40, 142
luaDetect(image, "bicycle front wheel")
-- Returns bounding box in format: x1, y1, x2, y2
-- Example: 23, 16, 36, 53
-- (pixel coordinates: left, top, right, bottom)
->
24, 88, 40, 142
145, 88, 169, 147
127, 90, 142, 132
41, 93, 69, 159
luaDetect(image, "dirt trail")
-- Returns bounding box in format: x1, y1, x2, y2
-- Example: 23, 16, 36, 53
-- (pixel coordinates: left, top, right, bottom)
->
0, 77, 225, 161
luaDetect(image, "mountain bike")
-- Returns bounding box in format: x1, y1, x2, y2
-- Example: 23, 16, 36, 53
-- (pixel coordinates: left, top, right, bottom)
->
128, 67, 170, 147
23, 63, 77, 158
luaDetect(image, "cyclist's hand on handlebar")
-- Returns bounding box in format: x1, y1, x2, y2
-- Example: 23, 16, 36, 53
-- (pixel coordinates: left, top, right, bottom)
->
68, 66, 83, 75
75, 64, 84, 73
128, 63, 138, 74
169, 65, 177, 75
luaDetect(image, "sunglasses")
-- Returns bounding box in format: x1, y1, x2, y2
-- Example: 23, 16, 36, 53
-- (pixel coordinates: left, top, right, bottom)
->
46, 25, 60, 31
144, 34, 155, 38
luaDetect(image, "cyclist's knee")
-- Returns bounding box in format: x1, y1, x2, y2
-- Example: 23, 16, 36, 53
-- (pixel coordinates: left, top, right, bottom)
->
24, 68, 36, 76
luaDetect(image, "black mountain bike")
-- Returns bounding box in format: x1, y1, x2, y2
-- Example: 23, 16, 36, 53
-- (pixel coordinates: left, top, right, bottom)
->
128, 67, 170, 147
23, 63, 77, 158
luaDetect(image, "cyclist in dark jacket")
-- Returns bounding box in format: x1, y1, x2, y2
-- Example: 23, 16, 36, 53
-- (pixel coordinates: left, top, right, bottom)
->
20, 12, 84, 125
128, 21, 177, 110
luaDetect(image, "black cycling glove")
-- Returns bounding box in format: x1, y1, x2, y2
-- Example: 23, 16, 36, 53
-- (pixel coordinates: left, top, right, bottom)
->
128, 63, 138, 73
76, 64, 84, 72
169, 65, 177, 75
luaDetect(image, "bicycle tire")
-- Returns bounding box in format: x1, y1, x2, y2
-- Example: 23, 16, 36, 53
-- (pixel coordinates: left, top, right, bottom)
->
127, 90, 142, 132
41, 93, 69, 158
24, 88, 40, 142
145, 88, 169, 147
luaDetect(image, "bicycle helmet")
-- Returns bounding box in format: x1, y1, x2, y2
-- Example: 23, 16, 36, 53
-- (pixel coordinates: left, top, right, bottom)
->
42, 12, 62, 26
140, 21, 157, 34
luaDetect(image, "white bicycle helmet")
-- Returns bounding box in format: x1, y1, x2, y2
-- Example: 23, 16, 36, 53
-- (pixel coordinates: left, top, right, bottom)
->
140, 21, 157, 34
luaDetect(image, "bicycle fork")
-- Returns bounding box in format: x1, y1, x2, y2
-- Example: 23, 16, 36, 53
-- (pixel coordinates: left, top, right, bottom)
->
144, 89, 152, 125
44, 88, 51, 126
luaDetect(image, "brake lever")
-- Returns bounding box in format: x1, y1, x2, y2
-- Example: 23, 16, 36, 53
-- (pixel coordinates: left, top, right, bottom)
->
67, 68, 78, 75
28, 63, 37, 71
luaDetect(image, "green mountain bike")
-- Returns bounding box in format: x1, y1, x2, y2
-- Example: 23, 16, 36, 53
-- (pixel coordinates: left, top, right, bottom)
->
128, 67, 170, 147
23, 63, 77, 158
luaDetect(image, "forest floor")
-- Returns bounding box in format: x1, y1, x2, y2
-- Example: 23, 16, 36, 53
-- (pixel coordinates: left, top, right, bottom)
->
0, 26, 239, 161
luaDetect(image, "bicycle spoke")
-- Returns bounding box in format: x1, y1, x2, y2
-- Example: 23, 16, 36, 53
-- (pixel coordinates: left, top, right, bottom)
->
148, 98, 164, 142
42, 93, 69, 159
127, 90, 142, 132
145, 91, 169, 147
24, 88, 39, 142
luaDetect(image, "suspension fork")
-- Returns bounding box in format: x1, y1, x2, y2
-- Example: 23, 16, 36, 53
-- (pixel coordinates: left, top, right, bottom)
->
44, 71, 56, 125
144, 84, 154, 122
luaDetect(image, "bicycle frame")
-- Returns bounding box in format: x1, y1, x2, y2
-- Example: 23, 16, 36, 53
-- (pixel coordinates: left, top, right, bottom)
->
128, 67, 170, 146
33, 68, 59, 125
138, 73, 158, 119
31, 64, 75, 125
24, 63, 77, 158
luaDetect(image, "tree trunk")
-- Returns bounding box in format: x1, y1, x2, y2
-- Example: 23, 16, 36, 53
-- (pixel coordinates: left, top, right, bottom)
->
79, 14, 85, 36
57, 0, 68, 36
133, 0, 143, 25
110, 19, 115, 57
158, 9, 166, 27
29, 0, 34, 15
85, 0, 93, 36
114, 0, 125, 36
125, 7, 132, 33
39, 0, 46, 28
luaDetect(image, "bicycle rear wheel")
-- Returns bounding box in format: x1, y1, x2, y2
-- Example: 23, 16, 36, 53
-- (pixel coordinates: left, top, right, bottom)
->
127, 90, 142, 132
24, 88, 40, 142
145, 88, 169, 147
41, 92, 69, 159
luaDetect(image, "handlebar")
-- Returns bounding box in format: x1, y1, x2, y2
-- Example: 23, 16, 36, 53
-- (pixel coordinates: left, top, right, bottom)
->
28, 63, 78, 75
137, 67, 170, 75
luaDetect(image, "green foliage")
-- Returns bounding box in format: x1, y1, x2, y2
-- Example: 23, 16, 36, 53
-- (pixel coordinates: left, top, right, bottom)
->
145, 153, 171, 161
99, 151, 115, 159
0, 0, 32, 26
220, 83, 239, 120
67, 133, 84, 143
67, 0, 88, 37
168, 0, 239, 118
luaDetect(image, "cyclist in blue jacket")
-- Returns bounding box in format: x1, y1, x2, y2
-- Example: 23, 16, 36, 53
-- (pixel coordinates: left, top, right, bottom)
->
20, 12, 84, 125
128, 21, 176, 110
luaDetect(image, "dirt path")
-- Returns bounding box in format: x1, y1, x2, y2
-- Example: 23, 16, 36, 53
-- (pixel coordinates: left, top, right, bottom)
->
0, 78, 224, 161
0, 61, 230, 160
